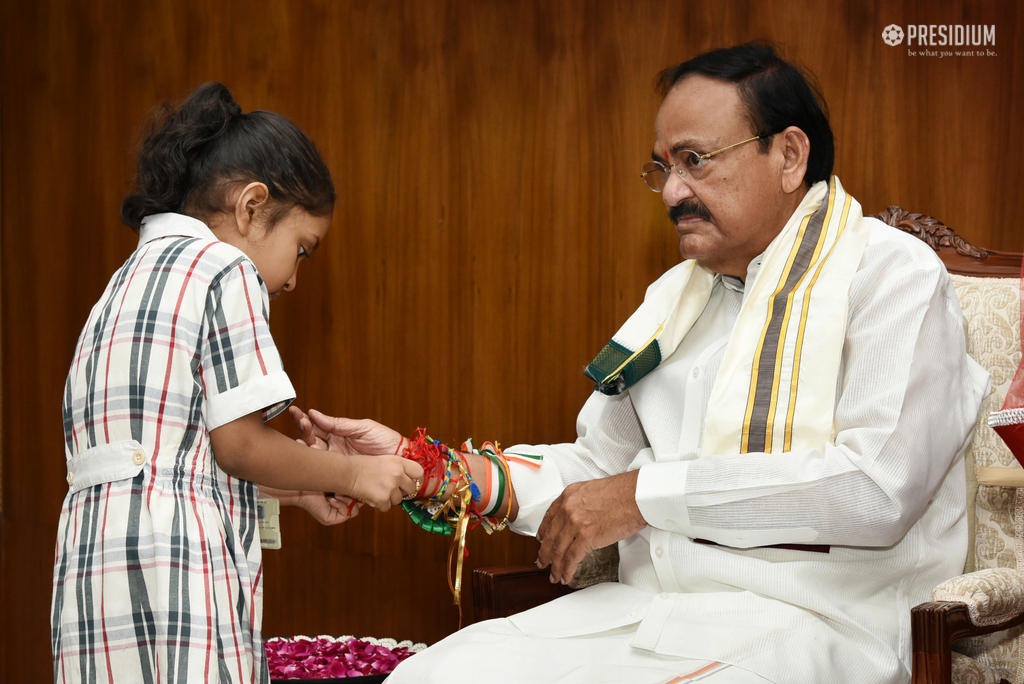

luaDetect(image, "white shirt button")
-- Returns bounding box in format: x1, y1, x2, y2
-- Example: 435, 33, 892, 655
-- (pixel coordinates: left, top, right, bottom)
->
132, 449, 146, 465
67, 471, 74, 486
655, 546, 664, 557
665, 519, 675, 528
659, 592, 669, 600
692, 366, 703, 379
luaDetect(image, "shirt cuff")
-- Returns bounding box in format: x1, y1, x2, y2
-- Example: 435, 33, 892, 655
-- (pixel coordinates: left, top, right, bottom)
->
205, 370, 296, 431
635, 460, 691, 533
504, 444, 566, 537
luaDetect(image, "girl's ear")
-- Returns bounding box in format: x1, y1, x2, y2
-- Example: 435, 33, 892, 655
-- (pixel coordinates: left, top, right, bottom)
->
233, 182, 271, 237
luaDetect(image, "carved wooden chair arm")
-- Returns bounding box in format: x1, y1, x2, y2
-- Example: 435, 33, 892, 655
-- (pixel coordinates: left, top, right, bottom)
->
472, 566, 573, 623
472, 545, 621, 623
912, 600, 1024, 684
914, 561, 1024, 683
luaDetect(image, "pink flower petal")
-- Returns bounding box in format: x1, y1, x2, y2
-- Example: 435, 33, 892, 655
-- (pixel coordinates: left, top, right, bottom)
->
267, 635, 418, 679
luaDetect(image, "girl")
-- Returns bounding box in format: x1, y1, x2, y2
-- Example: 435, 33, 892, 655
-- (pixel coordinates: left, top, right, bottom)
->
52, 83, 423, 683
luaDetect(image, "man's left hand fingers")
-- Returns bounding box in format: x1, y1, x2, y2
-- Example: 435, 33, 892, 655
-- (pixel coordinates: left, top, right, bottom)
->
551, 538, 590, 585
538, 528, 572, 574
536, 473, 646, 581
536, 498, 571, 569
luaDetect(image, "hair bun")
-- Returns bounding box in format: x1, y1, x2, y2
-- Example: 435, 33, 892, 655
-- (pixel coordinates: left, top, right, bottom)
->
120, 82, 334, 232
119, 82, 243, 230
192, 82, 243, 128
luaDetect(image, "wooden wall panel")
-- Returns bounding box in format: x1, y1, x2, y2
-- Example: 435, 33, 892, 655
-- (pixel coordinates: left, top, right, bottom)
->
2, 0, 1021, 680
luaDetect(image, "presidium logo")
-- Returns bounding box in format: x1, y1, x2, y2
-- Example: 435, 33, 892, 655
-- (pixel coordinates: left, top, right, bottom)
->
882, 25, 904, 46
882, 23, 997, 57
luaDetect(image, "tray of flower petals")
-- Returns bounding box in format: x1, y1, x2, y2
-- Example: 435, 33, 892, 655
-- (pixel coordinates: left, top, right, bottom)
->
266, 634, 426, 681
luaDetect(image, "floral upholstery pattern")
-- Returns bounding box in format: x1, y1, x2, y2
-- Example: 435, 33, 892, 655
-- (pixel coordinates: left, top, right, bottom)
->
957, 276, 1023, 568
953, 651, 1005, 684
934, 568, 1024, 626
947, 275, 1023, 684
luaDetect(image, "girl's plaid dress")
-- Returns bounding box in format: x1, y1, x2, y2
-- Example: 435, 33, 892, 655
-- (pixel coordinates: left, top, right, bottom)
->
53, 213, 296, 683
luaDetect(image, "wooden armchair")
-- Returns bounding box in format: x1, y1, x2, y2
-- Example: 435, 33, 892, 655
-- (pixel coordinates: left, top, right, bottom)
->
473, 208, 1024, 684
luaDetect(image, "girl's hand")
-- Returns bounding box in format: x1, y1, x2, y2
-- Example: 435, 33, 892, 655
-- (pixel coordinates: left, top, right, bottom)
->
288, 407, 421, 511
259, 486, 361, 525
294, 491, 361, 525
346, 454, 424, 512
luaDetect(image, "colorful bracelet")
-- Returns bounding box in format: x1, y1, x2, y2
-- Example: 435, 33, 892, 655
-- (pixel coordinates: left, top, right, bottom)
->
430, 445, 456, 502
396, 429, 516, 625
400, 500, 453, 536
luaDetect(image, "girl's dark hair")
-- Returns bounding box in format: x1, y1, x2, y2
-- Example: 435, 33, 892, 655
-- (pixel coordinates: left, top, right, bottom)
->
656, 43, 834, 186
120, 82, 335, 232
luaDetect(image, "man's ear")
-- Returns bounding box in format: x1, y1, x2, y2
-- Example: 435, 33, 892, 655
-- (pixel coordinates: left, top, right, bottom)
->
233, 182, 271, 237
778, 127, 811, 194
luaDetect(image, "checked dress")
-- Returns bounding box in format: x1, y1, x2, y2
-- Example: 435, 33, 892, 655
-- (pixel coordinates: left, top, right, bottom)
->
53, 213, 296, 683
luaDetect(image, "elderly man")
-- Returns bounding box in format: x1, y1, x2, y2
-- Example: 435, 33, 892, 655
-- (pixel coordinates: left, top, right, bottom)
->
299, 44, 989, 683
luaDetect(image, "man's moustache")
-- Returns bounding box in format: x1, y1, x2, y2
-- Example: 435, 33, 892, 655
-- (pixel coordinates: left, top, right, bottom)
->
668, 201, 711, 223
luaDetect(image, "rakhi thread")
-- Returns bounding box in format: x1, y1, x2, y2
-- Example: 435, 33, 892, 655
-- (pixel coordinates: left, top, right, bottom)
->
401, 428, 448, 498
399, 431, 512, 626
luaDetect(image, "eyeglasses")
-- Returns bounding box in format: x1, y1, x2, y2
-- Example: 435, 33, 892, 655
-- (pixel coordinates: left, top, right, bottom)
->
640, 135, 762, 192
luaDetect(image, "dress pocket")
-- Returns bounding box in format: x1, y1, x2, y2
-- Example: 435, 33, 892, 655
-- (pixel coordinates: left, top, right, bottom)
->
66, 440, 147, 493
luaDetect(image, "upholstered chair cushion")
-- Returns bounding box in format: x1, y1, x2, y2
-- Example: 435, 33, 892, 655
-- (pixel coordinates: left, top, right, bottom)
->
953, 651, 1006, 684
947, 275, 1023, 683
955, 275, 1023, 573
934, 568, 1024, 626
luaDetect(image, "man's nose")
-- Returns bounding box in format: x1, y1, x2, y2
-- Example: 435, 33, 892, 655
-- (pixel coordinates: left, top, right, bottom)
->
662, 169, 696, 207
283, 269, 298, 292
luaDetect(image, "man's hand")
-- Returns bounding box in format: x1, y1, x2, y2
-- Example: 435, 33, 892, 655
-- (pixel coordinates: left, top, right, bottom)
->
289, 406, 404, 456
287, 408, 420, 511
536, 470, 647, 584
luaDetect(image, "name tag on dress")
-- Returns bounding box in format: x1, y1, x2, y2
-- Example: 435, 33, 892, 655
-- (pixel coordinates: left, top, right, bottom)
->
257, 497, 282, 549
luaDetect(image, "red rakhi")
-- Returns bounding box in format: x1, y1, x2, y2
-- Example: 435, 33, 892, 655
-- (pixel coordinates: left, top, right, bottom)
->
401, 427, 449, 498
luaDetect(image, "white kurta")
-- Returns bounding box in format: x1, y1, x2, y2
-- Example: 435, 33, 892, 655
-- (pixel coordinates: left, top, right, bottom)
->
393, 220, 990, 684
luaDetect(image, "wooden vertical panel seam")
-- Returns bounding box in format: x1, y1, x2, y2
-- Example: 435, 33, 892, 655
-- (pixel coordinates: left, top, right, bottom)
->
0, 37, 7, 684
0, 63, 4, 516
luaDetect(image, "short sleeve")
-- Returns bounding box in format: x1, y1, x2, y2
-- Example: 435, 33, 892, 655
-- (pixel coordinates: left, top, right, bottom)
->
200, 257, 295, 430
